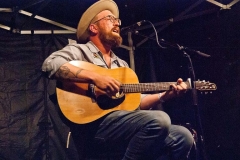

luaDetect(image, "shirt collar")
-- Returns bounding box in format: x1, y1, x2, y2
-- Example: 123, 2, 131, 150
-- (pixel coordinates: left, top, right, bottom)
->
86, 41, 118, 60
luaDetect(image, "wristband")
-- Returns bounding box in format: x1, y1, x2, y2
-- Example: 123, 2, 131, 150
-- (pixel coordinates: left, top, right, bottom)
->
158, 92, 165, 103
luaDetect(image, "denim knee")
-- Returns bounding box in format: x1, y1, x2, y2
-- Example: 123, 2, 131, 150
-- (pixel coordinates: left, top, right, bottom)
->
167, 125, 194, 159
144, 111, 171, 137
177, 125, 194, 150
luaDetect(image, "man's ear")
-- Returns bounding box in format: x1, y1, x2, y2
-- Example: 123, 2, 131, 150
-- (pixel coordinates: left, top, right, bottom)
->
89, 24, 98, 34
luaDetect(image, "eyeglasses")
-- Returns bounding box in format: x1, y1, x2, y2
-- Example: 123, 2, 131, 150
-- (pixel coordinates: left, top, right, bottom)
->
93, 15, 121, 26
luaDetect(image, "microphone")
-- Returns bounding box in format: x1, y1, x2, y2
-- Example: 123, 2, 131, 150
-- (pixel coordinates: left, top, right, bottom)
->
184, 47, 211, 58
120, 20, 146, 35
195, 50, 211, 58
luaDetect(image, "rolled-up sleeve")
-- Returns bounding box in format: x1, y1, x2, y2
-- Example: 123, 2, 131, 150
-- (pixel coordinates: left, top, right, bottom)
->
42, 44, 84, 78
42, 56, 68, 78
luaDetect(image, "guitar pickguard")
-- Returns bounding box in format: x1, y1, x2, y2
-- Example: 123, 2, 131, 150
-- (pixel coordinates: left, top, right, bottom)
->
97, 94, 126, 110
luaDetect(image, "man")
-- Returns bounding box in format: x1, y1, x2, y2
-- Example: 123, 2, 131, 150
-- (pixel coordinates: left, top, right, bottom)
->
42, 0, 194, 159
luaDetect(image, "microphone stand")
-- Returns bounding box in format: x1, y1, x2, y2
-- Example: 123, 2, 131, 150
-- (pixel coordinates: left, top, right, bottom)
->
180, 49, 208, 160
163, 40, 210, 160
123, 31, 210, 159
127, 31, 135, 71
156, 38, 210, 160
120, 31, 135, 71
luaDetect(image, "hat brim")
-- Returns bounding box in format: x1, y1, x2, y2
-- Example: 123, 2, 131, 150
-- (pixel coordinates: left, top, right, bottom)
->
77, 0, 119, 43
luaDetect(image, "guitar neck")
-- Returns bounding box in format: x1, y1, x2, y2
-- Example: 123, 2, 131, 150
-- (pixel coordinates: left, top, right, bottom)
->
120, 81, 191, 93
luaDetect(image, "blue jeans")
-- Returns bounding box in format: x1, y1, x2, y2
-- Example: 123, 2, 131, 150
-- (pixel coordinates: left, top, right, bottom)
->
79, 110, 194, 160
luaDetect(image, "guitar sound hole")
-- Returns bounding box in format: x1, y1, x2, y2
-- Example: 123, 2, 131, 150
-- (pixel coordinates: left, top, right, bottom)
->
97, 95, 125, 110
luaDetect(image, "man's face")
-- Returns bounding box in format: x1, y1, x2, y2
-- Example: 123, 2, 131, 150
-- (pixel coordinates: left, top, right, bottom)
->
95, 10, 122, 47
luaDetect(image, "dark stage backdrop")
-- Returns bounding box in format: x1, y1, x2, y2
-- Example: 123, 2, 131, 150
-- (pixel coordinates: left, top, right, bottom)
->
0, 32, 80, 160
0, 5, 240, 159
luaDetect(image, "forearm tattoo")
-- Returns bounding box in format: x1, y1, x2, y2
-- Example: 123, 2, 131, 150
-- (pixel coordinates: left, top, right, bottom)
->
56, 66, 83, 79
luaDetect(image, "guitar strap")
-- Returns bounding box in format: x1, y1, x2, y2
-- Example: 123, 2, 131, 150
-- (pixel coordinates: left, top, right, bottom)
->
114, 59, 121, 67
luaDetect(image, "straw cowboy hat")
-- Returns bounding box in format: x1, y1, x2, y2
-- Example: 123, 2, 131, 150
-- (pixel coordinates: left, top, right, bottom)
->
77, 0, 119, 43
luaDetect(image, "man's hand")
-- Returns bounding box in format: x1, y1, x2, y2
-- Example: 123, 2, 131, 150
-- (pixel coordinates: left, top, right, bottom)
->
94, 74, 121, 96
161, 78, 187, 101
138, 78, 188, 110
169, 78, 187, 95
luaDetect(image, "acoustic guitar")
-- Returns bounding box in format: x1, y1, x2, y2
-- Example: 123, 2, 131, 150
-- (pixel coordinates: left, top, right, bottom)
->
56, 61, 217, 124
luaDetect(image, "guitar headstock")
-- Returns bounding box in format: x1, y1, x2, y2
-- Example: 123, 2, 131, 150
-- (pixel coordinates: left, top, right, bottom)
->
195, 80, 217, 93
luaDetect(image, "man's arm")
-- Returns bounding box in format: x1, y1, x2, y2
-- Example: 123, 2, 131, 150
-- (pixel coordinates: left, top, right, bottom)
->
55, 62, 121, 96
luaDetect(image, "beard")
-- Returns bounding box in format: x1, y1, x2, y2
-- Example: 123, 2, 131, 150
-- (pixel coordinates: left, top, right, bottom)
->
98, 26, 122, 47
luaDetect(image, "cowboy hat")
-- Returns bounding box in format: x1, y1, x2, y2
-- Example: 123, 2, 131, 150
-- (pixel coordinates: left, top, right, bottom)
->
76, 0, 119, 43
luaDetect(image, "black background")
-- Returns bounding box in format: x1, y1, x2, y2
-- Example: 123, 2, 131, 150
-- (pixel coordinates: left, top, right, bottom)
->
0, 0, 240, 159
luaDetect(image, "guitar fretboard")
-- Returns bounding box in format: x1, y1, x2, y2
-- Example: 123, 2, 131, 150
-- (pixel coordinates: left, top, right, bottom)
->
120, 82, 185, 93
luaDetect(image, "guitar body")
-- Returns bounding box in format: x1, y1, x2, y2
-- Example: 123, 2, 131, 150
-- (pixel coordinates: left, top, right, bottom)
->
56, 61, 141, 124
